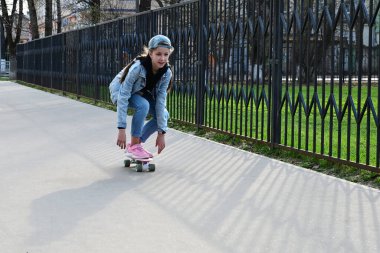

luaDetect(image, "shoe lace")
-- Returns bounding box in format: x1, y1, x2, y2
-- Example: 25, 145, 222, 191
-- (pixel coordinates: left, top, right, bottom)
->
134, 144, 147, 153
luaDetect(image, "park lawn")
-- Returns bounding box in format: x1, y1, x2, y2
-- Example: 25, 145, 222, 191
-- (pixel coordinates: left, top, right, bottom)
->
168, 82, 379, 167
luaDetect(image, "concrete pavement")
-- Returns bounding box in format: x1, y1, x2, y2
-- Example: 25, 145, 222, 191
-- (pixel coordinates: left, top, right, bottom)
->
1, 80, 380, 253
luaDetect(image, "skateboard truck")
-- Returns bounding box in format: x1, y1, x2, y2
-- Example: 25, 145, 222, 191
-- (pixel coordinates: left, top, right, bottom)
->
124, 157, 155, 172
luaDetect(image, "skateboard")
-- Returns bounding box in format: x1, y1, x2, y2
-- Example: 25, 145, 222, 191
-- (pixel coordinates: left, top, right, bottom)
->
124, 156, 155, 172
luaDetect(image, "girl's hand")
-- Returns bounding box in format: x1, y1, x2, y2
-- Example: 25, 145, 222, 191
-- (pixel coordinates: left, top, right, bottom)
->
117, 129, 127, 149
156, 133, 166, 154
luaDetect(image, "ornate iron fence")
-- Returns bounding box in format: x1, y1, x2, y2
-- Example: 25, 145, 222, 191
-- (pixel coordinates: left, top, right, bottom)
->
16, 0, 380, 172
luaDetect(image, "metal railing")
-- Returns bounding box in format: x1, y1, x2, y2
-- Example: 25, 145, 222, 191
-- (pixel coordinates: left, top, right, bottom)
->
16, 0, 380, 172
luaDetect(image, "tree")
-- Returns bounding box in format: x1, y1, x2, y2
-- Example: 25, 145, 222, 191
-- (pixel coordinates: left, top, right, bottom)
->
56, 0, 62, 33
0, 18, 5, 59
0, 0, 23, 78
139, 0, 151, 12
26, 0, 39, 39
78, 0, 100, 24
45, 0, 52, 36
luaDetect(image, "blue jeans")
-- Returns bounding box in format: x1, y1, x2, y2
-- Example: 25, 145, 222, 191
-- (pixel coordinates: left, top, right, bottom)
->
128, 93, 168, 143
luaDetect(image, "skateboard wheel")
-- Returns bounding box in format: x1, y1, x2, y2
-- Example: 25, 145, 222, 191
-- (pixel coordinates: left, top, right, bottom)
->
136, 164, 143, 172
124, 160, 131, 167
148, 164, 155, 172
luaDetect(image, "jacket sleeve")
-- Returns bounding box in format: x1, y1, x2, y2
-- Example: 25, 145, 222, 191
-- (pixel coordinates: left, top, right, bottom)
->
155, 69, 172, 132
117, 64, 140, 129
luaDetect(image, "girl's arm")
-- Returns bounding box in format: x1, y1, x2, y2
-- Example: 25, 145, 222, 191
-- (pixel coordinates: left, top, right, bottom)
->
116, 64, 140, 149
116, 64, 140, 129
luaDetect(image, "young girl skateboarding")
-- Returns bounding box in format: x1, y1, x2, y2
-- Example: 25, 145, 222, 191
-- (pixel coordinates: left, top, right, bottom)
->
110, 35, 174, 159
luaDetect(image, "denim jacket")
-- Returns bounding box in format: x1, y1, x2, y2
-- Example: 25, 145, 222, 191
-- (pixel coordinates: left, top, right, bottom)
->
112, 60, 171, 132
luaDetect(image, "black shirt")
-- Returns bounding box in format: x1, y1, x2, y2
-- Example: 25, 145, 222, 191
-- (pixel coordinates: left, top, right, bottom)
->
140, 57, 169, 98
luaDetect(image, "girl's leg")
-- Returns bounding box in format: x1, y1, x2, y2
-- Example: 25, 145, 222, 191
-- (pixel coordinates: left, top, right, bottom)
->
128, 94, 150, 145
140, 119, 157, 143
140, 108, 169, 143
140, 97, 157, 143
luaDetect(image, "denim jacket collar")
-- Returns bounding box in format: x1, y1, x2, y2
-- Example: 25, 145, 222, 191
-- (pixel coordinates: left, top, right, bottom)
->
136, 60, 170, 80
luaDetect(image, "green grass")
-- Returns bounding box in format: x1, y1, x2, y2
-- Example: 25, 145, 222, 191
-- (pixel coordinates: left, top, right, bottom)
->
168, 83, 379, 167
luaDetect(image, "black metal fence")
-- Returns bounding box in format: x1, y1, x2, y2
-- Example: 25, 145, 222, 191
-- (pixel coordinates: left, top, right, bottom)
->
17, 0, 380, 172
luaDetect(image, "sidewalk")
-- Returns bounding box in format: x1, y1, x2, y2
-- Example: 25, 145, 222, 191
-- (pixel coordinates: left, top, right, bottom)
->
1, 81, 380, 253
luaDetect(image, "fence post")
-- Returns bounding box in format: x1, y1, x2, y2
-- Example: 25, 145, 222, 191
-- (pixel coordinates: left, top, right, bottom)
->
94, 26, 99, 102
271, 0, 283, 148
76, 31, 80, 99
50, 37, 53, 89
62, 33, 65, 94
196, 0, 208, 129
118, 19, 123, 70
150, 10, 155, 37
35, 41, 38, 84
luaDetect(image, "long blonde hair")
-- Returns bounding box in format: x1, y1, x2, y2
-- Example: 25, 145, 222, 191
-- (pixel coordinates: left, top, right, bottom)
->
120, 47, 149, 83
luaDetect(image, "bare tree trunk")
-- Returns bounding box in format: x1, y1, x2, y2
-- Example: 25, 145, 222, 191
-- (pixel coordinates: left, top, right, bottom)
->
45, 0, 53, 36
27, 0, 39, 39
9, 1, 22, 79
89, 0, 100, 24
0, 19, 5, 59
56, 0, 62, 33
76, 0, 101, 24
139, 0, 152, 12
0, 0, 23, 79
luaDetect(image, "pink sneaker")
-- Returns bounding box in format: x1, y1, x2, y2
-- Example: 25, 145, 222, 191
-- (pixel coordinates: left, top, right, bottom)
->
125, 143, 151, 159
142, 146, 154, 158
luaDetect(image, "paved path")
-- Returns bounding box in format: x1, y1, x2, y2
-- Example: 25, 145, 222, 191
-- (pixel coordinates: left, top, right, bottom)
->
1, 81, 380, 253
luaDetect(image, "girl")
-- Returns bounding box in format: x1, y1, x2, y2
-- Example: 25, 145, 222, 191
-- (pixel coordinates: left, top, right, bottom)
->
111, 35, 174, 159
